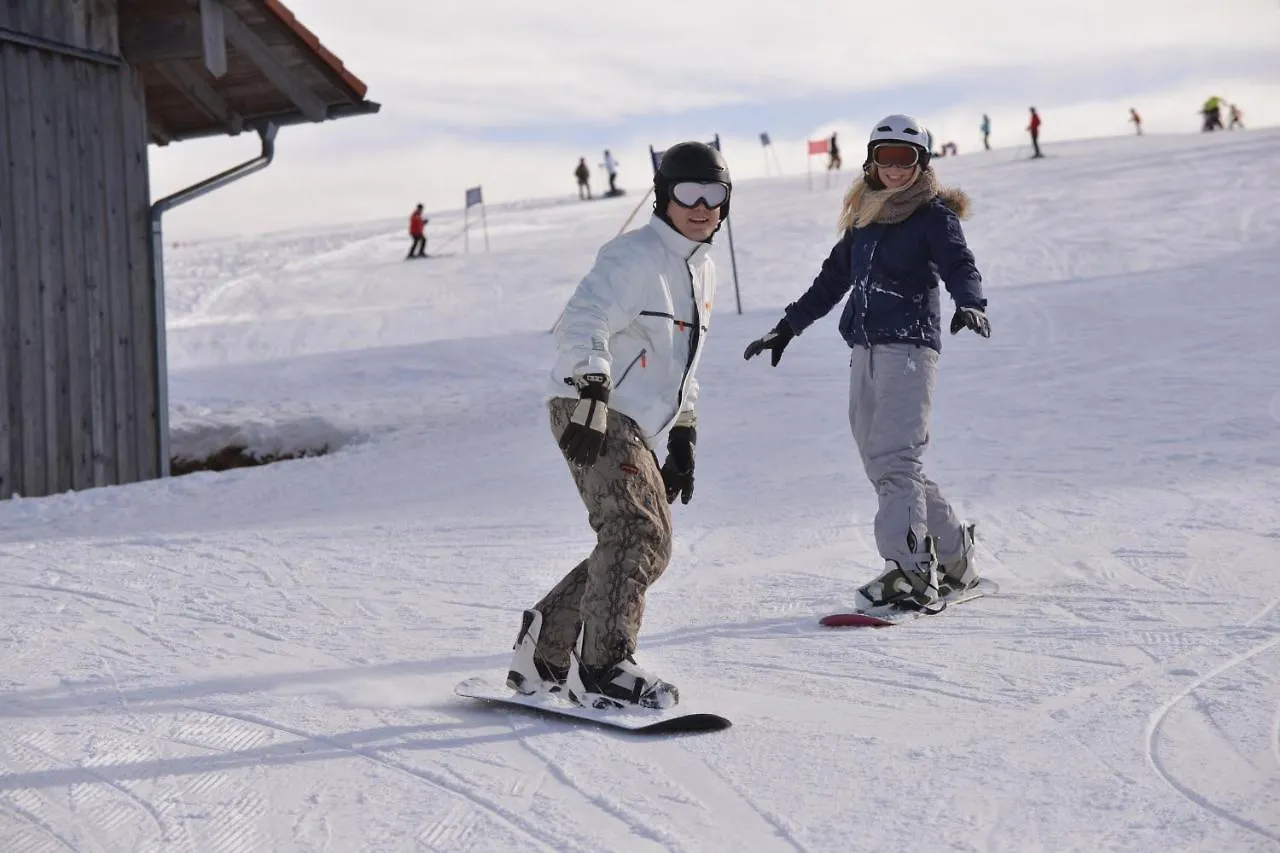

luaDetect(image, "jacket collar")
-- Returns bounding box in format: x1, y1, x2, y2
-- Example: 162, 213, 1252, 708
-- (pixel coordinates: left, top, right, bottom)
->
648, 215, 712, 263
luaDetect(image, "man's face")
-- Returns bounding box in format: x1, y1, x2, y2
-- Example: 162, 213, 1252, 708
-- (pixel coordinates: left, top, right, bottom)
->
666, 201, 721, 242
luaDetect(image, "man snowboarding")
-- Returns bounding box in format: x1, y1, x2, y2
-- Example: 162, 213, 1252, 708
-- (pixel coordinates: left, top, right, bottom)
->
1129, 107, 1143, 136
508, 141, 732, 710
602, 149, 620, 195
1027, 107, 1043, 158
828, 132, 842, 170
406, 204, 427, 259
574, 157, 592, 200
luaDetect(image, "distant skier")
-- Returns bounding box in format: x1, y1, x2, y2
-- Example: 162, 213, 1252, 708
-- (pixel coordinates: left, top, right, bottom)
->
980, 113, 991, 150
1228, 103, 1244, 130
743, 114, 990, 614
828, 132, 843, 170
602, 149, 620, 195
1027, 107, 1043, 158
507, 141, 733, 710
1202, 97, 1224, 132
574, 157, 592, 200
1129, 107, 1142, 136
406, 204, 427, 259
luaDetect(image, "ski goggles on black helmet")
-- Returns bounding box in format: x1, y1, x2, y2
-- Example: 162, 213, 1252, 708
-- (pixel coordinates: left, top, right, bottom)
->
669, 181, 730, 209
871, 144, 921, 169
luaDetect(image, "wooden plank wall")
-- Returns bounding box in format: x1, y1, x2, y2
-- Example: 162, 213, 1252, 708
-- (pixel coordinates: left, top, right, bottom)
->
0, 0, 121, 56
0, 39, 159, 499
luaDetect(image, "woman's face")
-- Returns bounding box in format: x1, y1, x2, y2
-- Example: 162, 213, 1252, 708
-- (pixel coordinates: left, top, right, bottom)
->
877, 164, 916, 189
871, 144, 920, 189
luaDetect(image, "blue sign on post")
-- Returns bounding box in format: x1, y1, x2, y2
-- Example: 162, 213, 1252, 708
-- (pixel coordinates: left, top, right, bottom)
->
463, 186, 488, 252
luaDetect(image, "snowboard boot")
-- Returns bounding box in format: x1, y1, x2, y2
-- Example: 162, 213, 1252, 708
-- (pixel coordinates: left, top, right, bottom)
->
937, 523, 979, 595
565, 632, 679, 710
853, 532, 940, 612
506, 609, 568, 695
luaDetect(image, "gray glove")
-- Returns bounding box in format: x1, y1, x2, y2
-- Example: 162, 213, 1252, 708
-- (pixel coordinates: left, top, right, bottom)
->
949, 307, 990, 338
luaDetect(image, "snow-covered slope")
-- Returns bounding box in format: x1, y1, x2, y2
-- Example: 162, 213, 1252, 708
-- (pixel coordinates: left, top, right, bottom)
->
2, 129, 1278, 853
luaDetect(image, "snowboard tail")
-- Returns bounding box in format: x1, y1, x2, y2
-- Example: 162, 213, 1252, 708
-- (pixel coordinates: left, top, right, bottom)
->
454, 677, 730, 734
820, 578, 998, 627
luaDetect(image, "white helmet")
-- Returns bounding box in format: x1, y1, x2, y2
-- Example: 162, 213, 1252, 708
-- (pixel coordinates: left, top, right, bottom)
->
865, 114, 932, 170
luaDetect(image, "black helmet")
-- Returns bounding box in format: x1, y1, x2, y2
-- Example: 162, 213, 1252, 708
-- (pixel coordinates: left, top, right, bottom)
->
654, 141, 732, 227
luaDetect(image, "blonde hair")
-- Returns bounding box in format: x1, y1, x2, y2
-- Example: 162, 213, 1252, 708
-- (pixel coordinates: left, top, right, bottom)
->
836, 166, 920, 233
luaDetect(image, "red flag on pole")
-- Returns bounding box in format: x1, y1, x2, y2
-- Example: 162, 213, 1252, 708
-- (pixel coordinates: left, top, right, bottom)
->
808, 139, 830, 155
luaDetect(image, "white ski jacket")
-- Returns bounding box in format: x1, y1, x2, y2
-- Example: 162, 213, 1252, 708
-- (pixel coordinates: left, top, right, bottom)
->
548, 215, 716, 448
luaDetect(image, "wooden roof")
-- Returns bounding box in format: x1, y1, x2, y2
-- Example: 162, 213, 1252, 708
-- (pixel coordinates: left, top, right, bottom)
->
120, 0, 378, 144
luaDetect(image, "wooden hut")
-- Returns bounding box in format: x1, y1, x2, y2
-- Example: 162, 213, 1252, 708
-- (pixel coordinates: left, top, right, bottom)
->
0, 0, 378, 499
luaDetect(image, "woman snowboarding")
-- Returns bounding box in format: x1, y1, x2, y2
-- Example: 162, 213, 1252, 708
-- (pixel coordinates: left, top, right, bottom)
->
744, 114, 990, 613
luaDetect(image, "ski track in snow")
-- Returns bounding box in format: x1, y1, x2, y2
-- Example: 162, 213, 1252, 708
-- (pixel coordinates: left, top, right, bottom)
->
1144, 636, 1280, 846
3, 129, 1280, 851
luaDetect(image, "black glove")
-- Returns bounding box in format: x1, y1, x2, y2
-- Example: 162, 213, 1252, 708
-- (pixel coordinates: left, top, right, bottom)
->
660, 426, 696, 505
743, 320, 796, 366
558, 374, 610, 467
950, 306, 991, 338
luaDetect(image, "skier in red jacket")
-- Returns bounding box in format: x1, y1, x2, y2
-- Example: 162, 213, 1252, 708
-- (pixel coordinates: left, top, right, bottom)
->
407, 204, 427, 259
1027, 107, 1043, 159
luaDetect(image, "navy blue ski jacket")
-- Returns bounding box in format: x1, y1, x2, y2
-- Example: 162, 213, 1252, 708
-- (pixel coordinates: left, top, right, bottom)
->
783, 191, 985, 353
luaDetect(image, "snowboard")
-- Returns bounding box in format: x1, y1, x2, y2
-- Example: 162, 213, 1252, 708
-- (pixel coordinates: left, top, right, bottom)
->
819, 578, 999, 627
454, 676, 731, 734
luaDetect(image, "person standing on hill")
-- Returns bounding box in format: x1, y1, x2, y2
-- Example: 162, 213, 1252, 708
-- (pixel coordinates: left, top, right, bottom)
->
1027, 107, 1043, 158
828, 132, 843, 170
743, 114, 990, 615
506, 141, 733, 711
980, 113, 991, 150
1129, 107, 1143, 136
407, 204, 427, 259
1202, 97, 1224, 132
1228, 103, 1244, 130
575, 157, 592, 200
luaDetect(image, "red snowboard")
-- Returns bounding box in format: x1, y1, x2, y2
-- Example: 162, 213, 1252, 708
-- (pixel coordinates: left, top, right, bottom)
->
819, 578, 998, 627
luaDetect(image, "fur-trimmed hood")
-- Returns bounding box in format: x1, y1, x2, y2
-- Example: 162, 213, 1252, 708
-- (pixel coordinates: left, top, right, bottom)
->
937, 185, 971, 219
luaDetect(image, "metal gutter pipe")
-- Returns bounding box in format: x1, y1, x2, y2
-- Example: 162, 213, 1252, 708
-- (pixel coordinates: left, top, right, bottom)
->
148, 121, 277, 477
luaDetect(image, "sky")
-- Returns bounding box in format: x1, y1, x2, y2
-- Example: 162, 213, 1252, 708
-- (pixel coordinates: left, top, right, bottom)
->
149, 0, 1280, 240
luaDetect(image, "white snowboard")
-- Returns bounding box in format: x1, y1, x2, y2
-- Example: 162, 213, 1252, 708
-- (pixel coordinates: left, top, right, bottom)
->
454, 677, 731, 734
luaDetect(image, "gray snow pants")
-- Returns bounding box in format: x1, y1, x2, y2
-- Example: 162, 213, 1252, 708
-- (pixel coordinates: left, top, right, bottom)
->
535, 398, 673, 669
849, 344, 964, 566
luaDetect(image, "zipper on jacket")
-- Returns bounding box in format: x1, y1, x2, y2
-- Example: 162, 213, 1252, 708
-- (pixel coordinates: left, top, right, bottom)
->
641, 308, 692, 333
614, 348, 647, 389
674, 255, 702, 415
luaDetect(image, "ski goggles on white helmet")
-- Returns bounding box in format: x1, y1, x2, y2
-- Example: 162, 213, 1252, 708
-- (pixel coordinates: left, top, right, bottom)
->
669, 181, 730, 209
871, 144, 921, 169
